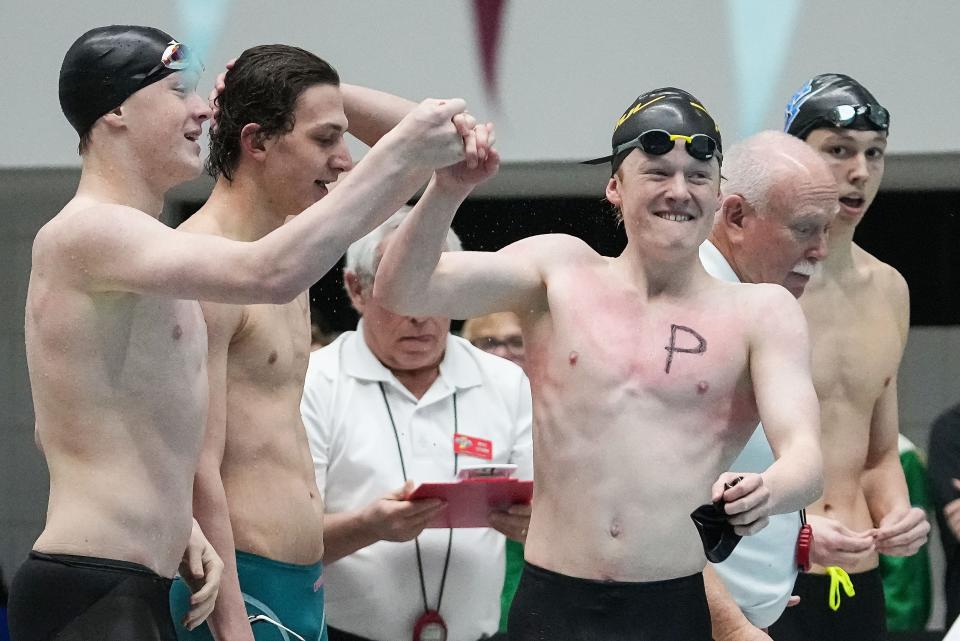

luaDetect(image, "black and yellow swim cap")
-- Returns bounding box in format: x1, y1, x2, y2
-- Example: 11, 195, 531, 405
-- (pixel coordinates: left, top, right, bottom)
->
59, 25, 202, 138
584, 88, 723, 174
784, 73, 889, 141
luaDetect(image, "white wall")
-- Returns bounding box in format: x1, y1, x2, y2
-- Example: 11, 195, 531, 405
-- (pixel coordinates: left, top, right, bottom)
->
3, 0, 960, 168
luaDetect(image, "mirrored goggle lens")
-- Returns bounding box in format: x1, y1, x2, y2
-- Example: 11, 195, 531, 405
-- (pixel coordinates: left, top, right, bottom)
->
830, 104, 889, 130
831, 104, 859, 125
161, 41, 193, 70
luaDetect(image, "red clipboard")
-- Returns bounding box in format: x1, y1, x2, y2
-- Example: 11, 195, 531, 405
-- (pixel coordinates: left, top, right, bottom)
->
406, 478, 533, 528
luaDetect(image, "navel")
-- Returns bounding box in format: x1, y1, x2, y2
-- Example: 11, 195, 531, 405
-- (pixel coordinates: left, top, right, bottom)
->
268, 351, 278, 365
697, 380, 709, 394
172, 324, 183, 340
568, 351, 579, 366
609, 519, 622, 538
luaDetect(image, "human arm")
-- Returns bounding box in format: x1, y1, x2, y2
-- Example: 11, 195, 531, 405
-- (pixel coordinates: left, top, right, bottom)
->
804, 514, 876, 568
56, 100, 471, 304
298, 354, 445, 564
928, 406, 960, 542
703, 565, 772, 641
187, 302, 254, 640
860, 372, 928, 555
345, 84, 586, 323
943, 482, 960, 541
178, 519, 225, 631
340, 84, 419, 147
372, 185, 591, 320
322, 481, 445, 564
861, 275, 929, 555
717, 287, 823, 532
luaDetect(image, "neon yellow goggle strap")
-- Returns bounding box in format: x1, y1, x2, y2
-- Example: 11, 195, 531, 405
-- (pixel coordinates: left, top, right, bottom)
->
825, 566, 856, 611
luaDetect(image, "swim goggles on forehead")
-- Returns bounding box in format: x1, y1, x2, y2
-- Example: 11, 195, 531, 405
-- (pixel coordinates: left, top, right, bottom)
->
825, 104, 889, 130
146, 40, 203, 79
613, 129, 721, 163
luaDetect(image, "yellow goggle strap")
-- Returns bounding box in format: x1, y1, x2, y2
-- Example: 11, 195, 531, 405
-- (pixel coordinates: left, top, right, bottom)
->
825, 566, 856, 611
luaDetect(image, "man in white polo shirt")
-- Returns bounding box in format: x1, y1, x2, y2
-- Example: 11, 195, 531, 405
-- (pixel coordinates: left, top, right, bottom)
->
700, 130, 838, 639
301, 209, 533, 641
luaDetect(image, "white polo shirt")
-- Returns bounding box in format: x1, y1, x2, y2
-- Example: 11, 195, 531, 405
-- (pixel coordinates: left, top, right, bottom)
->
700, 240, 802, 629
301, 323, 533, 641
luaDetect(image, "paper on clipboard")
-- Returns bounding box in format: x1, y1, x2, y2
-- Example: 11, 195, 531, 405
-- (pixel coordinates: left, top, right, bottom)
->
406, 477, 533, 528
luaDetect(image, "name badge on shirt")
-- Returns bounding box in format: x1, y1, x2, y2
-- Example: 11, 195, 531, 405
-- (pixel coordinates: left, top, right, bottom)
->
453, 433, 492, 460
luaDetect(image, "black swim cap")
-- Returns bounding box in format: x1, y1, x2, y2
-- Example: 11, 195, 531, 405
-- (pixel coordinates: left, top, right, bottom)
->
784, 73, 889, 140
584, 88, 723, 174
59, 25, 201, 138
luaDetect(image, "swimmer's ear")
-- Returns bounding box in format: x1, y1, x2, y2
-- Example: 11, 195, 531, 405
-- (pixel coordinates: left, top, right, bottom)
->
239, 123, 268, 160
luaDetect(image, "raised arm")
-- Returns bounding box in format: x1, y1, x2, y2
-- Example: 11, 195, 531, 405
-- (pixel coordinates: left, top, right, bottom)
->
54, 99, 471, 304
341, 84, 418, 147
749, 286, 823, 514
373, 154, 582, 320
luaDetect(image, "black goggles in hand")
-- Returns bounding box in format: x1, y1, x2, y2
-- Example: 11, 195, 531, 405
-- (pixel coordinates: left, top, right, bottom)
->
612, 129, 722, 163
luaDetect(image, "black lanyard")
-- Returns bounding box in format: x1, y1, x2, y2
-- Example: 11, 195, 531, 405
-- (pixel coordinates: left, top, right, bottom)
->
379, 382, 458, 616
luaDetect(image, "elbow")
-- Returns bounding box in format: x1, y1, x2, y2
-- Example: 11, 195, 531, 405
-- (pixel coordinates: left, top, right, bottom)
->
805, 452, 825, 505
371, 276, 414, 315
808, 471, 824, 505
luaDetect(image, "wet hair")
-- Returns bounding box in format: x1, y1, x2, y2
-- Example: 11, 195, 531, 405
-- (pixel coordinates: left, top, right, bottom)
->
207, 44, 340, 181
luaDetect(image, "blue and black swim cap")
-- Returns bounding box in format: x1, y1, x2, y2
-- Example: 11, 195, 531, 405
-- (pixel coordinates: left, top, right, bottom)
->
584, 87, 722, 174
59, 25, 202, 138
784, 73, 889, 141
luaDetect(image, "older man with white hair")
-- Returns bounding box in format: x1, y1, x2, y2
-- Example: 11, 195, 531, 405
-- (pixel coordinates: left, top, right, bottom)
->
700, 130, 839, 641
301, 209, 533, 641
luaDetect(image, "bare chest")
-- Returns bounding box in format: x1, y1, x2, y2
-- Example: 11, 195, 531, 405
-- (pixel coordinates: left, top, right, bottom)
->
229, 298, 311, 388
28, 284, 209, 442
532, 274, 754, 416
803, 287, 903, 405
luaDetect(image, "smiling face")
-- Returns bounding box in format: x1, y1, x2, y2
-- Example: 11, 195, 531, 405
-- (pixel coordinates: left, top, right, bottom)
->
804, 127, 886, 224
120, 70, 211, 185
257, 84, 353, 216
606, 146, 721, 257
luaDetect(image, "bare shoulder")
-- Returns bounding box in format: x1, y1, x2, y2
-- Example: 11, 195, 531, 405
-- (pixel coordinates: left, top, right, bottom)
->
501, 233, 601, 268
854, 245, 910, 327
176, 207, 222, 236
32, 202, 146, 275
855, 245, 907, 295
43, 201, 161, 249
738, 282, 806, 331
